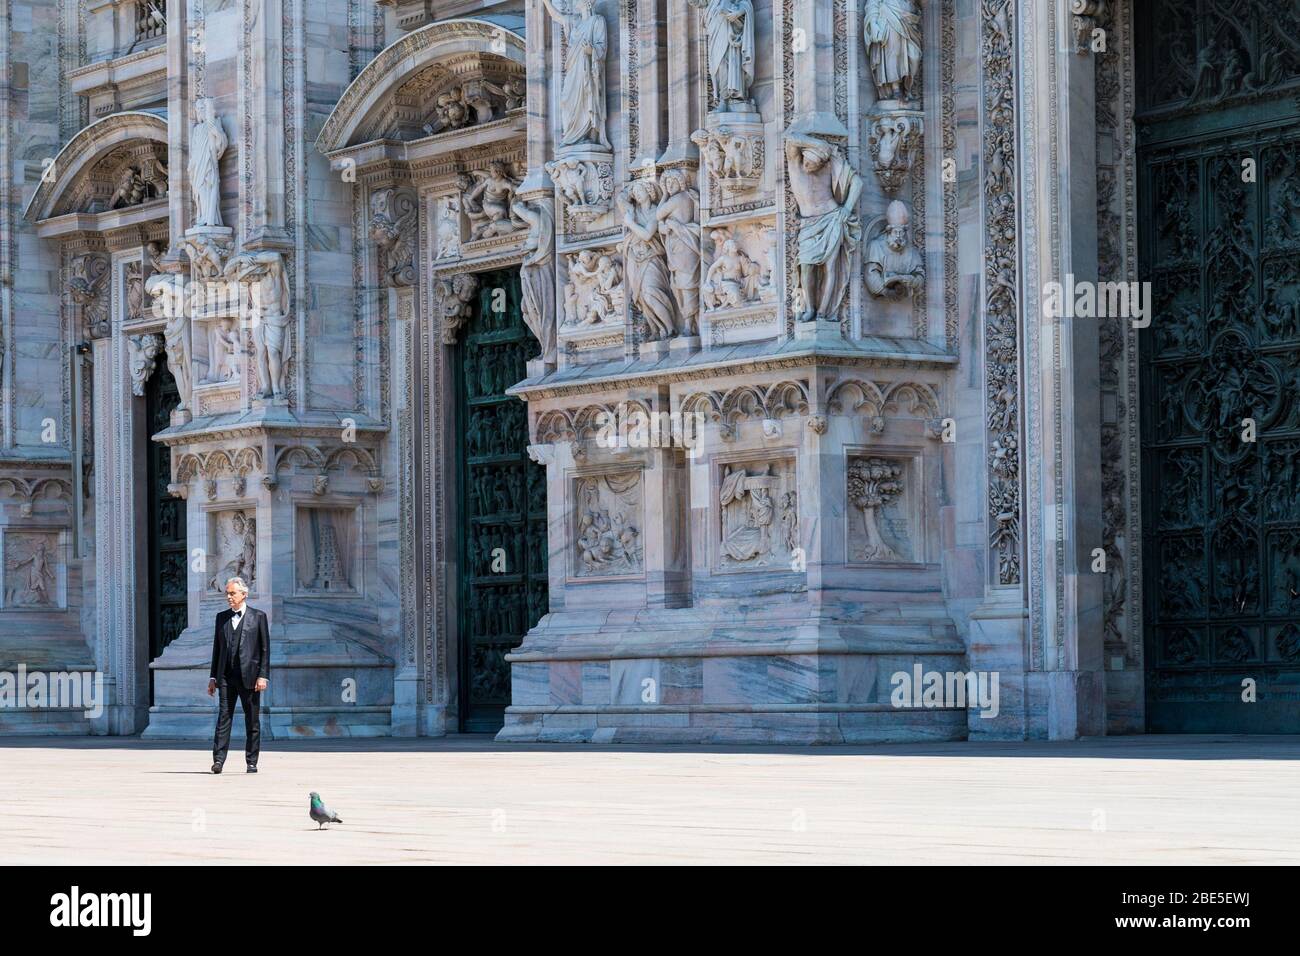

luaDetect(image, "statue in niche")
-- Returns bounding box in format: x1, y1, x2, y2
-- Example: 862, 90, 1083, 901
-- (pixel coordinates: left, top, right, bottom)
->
864, 0, 923, 102
618, 179, 678, 341
720, 465, 777, 564
702, 230, 762, 309
785, 133, 862, 323
514, 196, 558, 365
865, 199, 925, 298
541, 0, 611, 150
459, 161, 525, 240
655, 169, 701, 337
8, 537, 56, 606
687, 0, 756, 111
224, 250, 292, 400
188, 97, 228, 228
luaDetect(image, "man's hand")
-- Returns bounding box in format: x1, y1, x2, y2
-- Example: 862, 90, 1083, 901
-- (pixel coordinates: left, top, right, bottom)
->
255, 678, 269, 693
207, 678, 217, 697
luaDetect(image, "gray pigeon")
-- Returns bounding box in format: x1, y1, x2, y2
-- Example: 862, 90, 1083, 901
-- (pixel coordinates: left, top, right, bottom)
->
309, 791, 343, 829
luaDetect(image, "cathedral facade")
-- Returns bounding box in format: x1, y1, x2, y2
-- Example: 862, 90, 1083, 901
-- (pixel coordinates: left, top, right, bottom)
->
2, 0, 1298, 742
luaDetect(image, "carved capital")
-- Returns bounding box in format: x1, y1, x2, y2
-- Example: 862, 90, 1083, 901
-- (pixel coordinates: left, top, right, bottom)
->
70, 253, 111, 339
127, 333, 165, 396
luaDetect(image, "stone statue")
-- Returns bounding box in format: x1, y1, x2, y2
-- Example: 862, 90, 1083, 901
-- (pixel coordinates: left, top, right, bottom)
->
655, 169, 701, 336
563, 250, 623, 327
225, 250, 292, 400
434, 273, 481, 345
188, 97, 228, 227
515, 196, 557, 365
720, 465, 777, 564
785, 133, 862, 323
145, 269, 193, 411
865, 200, 925, 298
459, 161, 525, 240
541, 0, 611, 150
687, 0, 756, 111
864, 0, 923, 102
10, 538, 56, 606
618, 179, 678, 341
368, 188, 417, 286
109, 165, 149, 209
702, 231, 762, 309
128, 333, 164, 396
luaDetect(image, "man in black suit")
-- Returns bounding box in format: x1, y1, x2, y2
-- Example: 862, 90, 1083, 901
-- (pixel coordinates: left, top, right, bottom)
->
207, 576, 270, 774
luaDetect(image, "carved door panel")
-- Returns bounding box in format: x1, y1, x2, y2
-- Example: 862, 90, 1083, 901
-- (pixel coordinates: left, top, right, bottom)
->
146, 355, 186, 699
1138, 0, 1300, 731
455, 269, 548, 733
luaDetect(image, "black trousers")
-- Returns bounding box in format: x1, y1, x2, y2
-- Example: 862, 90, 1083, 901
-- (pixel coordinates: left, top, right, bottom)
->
212, 669, 261, 767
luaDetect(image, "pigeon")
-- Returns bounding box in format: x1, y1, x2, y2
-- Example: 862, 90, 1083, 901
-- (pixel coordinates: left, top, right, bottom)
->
309, 791, 343, 830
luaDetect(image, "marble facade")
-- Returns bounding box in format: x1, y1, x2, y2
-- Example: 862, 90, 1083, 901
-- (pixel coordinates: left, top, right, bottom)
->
0, 0, 1182, 742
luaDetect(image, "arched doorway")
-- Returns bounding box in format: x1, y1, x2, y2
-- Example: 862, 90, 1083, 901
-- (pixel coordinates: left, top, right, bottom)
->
145, 354, 185, 703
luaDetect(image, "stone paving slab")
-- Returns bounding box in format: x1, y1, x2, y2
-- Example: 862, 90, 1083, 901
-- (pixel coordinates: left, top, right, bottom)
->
1, 735, 1297, 865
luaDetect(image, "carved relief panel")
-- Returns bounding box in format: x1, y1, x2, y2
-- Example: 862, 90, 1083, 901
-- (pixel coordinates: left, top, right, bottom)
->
714, 458, 798, 572
570, 470, 645, 579
206, 508, 258, 596
295, 506, 360, 595
1, 530, 64, 609
846, 454, 918, 565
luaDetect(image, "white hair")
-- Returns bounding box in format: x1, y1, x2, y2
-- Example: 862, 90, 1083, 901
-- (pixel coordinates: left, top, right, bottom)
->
225, 577, 249, 594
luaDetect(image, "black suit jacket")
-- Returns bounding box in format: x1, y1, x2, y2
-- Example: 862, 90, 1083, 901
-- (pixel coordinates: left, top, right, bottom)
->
209, 606, 271, 688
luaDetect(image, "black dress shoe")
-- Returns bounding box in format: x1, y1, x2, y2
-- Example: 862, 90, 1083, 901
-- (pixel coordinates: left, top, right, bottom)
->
211, 763, 223, 774
246, 765, 258, 773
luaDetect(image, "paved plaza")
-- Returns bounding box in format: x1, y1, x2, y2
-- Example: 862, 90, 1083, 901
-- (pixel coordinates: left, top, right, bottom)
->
2, 735, 1297, 865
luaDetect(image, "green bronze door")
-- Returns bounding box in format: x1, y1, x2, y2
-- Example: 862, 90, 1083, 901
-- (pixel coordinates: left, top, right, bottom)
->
1138, 0, 1300, 730
455, 269, 548, 732
145, 354, 186, 703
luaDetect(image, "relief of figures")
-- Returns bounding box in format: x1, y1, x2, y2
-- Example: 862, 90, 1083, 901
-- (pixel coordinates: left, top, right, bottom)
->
4, 533, 59, 607
865, 200, 925, 299
718, 462, 797, 569
459, 161, 526, 241
847, 458, 906, 563
654, 169, 701, 336
864, 0, 923, 103
574, 472, 644, 576
702, 224, 774, 310
209, 510, 257, 594
563, 249, 624, 327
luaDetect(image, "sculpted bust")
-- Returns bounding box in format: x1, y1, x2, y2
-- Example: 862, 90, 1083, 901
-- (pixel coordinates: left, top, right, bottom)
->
865, 200, 925, 298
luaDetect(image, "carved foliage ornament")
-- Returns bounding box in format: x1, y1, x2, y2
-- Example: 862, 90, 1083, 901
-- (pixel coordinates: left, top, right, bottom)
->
369, 187, 418, 287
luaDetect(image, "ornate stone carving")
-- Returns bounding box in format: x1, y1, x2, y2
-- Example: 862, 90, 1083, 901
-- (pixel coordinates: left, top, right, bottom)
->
542, 0, 612, 151
208, 509, 257, 593
458, 161, 526, 241
368, 187, 417, 287
864, 0, 922, 103
847, 457, 905, 562
433, 273, 480, 345
124, 261, 144, 322
807, 415, 828, 435
546, 156, 615, 222
983, 0, 1021, 586
573, 471, 644, 576
178, 233, 232, 281
188, 98, 228, 228
719, 463, 791, 567
867, 113, 922, 194
702, 228, 767, 310
865, 200, 925, 299
128, 333, 164, 396
145, 267, 193, 411
224, 251, 292, 400
70, 253, 111, 339
656, 169, 701, 337
3, 532, 59, 607
1070, 1, 1105, 55
687, 0, 757, 112
515, 196, 558, 365
436, 196, 461, 259
785, 133, 862, 323
563, 250, 625, 327
619, 178, 679, 340
109, 156, 166, 209
691, 126, 763, 198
